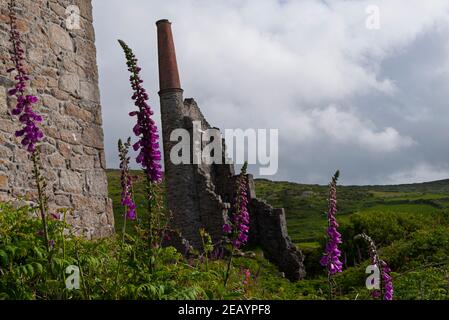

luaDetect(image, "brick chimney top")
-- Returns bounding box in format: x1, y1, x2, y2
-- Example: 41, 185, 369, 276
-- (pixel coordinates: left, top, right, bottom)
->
156, 19, 182, 94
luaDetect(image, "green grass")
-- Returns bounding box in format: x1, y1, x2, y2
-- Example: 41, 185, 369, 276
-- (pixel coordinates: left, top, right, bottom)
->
103, 170, 449, 299
106, 169, 167, 236
106, 169, 449, 246
253, 178, 449, 247
3, 170, 448, 299
357, 203, 439, 215
106, 169, 449, 248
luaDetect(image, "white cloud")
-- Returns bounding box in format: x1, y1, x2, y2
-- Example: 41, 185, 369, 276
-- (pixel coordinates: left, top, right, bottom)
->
92, 0, 449, 184
388, 163, 449, 184
310, 106, 415, 152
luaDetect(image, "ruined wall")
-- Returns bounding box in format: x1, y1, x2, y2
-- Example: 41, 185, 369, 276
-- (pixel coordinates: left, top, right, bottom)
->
162, 93, 306, 280
156, 19, 305, 280
247, 178, 306, 281
159, 92, 231, 247
0, 0, 114, 238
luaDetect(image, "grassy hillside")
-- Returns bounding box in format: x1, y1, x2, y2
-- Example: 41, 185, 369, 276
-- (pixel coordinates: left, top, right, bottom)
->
107, 168, 449, 248
2, 170, 448, 299
104, 170, 449, 299
254, 178, 449, 247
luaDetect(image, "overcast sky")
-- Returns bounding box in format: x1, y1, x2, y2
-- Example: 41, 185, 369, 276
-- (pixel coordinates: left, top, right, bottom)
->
92, 0, 449, 185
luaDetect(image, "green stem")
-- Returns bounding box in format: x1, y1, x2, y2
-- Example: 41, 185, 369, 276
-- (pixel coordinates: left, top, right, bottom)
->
200, 235, 209, 272
224, 248, 234, 287
146, 176, 153, 246
62, 210, 67, 260
75, 242, 90, 300
32, 151, 50, 259
378, 260, 384, 299
61, 210, 67, 299
115, 208, 128, 299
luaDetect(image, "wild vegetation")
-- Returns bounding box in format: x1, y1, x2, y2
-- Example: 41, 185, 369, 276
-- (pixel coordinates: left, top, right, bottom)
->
2, 172, 449, 300
2, 0, 449, 300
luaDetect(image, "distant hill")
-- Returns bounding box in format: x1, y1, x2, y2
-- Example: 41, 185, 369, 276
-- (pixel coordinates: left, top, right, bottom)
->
254, 178, 449, 246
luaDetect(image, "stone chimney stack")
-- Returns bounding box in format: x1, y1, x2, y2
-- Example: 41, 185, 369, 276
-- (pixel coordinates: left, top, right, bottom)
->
155, 20, 305, 280
156, 19, 182, 94
156, 19, 204, 246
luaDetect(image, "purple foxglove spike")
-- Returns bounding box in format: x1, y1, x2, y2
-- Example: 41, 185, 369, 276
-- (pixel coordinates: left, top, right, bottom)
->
7, 4, 44, 153
320, 171, 343, 275
118, 138, 137, 221
119, 40, 162, 183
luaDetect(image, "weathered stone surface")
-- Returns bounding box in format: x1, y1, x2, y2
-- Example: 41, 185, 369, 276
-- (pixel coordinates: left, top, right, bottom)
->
85, 169, 108, 196
31, 76, 47, 89
74, 0, 94, 22
80, 80, 99, 102
27, 48, 44, 64
52, 88, 70, 101
0, 0, 114, 237
0, 145, 12, 158
0, 118, 17, 134
39, 143, 56, 155
49, 23, 73, 52
0, 86, 7, 115
47, 152, 67, 168
49, 2, 66, 17
55, 194, 71, 207
59, 170, 83, 193
99, 150, 107, 169
60, 131, 79, 145
70, 154, 94, 170
81, 125, 104, 149
65, 102, 92, 122
62, 55, 78, 73
0, 174, 8, 190
59, 73, 79, 94
45, 126, 61, 140
72, 195, 106, 214
57, 141, 72, 158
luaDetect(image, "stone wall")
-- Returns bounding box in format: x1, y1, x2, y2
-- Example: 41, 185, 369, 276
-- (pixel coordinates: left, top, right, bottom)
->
0, 0, 114, 238
160, 94, 233, 247
161, 94, 306, 280
247, 180, 306, 281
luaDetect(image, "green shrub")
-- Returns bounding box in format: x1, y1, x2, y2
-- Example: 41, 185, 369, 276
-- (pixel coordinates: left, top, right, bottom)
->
0, 202, 312, 300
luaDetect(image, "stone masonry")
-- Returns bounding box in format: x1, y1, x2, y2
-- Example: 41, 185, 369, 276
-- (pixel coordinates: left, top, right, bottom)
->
0, 0, 114, 238
156, 20, 306, 280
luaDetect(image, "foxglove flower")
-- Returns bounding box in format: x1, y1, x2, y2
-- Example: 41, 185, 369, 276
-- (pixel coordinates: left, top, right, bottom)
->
222, 223, 232, 234
381, 261, 394, 300
320, 171, 343, 275
119, 138, 137, 220
243, 269, 251, 287
118, 40, 162, 183
355, 233, 394, 300
224, 162, 250, 249
7, 1, 44, 153
50, 212, 60, 220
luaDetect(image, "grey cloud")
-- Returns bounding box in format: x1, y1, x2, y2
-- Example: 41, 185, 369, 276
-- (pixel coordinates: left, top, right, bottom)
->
92, 0, 449, 185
